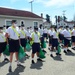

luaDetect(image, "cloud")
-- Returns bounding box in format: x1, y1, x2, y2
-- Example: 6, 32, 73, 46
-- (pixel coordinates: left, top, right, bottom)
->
28, 0, 75, 7
5, 0, 20, 3
44, 0, 75, 7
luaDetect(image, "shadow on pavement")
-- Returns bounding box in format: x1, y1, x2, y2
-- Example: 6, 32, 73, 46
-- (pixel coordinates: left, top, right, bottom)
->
52, 56, 64, 61
0, 61, 9, 67
65, 51, 75, 56
19, 56, 30, 63
6, 65, 25, 75
30, 61, 43, 70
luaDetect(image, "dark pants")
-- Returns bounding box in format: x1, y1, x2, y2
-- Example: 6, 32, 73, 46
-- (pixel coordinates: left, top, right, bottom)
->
8, 39, 20, 52
0, 42, 7, 53
20, 38, 27, 47
32, 43, 40, 54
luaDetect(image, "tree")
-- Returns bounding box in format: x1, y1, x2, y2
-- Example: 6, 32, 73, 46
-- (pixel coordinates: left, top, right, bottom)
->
58, 16, 61, 22
46, 14, 50, 23
55, 15, 58, 25
63, 16, 67, 21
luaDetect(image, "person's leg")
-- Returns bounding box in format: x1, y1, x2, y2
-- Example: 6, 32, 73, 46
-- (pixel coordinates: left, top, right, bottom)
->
32, 53, 35, 64
15, 52, 19, 65
36, 52, 43, 61
9, 53, 13, 64
24, 47, 29, 57
31, 43, 36, 64
71, 36, 75, 49
3, 54, 9, 62
56, 46, 61, 55
9, 52, 14, 72
50, 46, 54, 57
73, 42, 75, 48
49, 44, 52, 50
0, 53, 1, 62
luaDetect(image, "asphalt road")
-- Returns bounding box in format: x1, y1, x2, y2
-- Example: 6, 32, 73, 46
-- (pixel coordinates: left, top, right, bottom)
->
0, 43, 75, 75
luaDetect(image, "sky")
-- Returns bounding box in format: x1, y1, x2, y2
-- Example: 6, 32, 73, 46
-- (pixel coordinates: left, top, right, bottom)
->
0, 0, 75, 24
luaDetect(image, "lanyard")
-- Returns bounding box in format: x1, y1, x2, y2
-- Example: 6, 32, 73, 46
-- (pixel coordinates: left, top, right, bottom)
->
20, 30, 25, 37
11, 26, 20, 37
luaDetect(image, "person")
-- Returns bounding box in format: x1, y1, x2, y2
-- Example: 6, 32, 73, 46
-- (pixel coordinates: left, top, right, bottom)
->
43, 26, 48, 42
0, 27, 9, 62
50, 27, 60, 57
26, 27, 31, 43
62, 26, 71, 54
5, 20, 22, 72
58, 26, 64, 43
3, 25, 7, 32
71, 25, 75, 50
19, 25, 29, 56
48, 26, 53, 51
38, 24, 46, 53
30, 27, 43, 64
18, 26, 21, 30
30, 26, 33, 34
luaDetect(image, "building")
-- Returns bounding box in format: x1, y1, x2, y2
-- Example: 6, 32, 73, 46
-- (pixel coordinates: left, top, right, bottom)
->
65, 21, 75, 28
57, 20, 75, 28
0, 7, 43, 29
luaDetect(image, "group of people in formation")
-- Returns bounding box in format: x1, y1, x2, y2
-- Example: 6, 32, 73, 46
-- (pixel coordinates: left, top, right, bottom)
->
0, 20, 75, 72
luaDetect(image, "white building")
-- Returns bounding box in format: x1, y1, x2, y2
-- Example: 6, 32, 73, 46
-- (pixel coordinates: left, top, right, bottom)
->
0, 7, 43, 29
57, 20, 75, 28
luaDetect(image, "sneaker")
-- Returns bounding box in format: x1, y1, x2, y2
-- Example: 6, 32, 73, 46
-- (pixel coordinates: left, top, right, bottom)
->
4, 58, 9, 62
56, 53, 61, 56
67, 49, 71, 52
64, 50, 67, 54
72, 48, 75, 50
42, 50, 47, 53
32, 60, 35, 64
26, 53, 30, 57
50, 54, 53, 57
9, 66, 12, 72
17, 63, 23, 67
37, 58, 43, 61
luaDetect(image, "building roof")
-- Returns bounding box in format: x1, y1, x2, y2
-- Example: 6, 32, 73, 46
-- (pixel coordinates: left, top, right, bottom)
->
65, 21, 75, 24
0, 7, 42, 19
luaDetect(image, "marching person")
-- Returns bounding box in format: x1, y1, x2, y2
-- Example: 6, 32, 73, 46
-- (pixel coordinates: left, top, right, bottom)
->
71, 25, 75, 50
58, 26, 64, 43
20, 25, 29, 57
62, 26, 71, 54
0, 27, 9, 62
38, 24, 46, 53
50, 27, 60, 57
30, 26, 33, 34
30, 27, 43, 64
43, 26, 48, 42
5, 20, 22, 72
3, 25, 7, 32
48, 26, 53, 51
26, 27, 31, 43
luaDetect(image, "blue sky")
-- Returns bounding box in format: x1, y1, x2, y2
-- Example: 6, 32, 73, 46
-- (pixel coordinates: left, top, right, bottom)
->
0, 0, 75, 23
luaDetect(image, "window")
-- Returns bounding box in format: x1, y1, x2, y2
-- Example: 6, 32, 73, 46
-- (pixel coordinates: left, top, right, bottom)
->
34, 21, 38, 28
5, 20, 12, 26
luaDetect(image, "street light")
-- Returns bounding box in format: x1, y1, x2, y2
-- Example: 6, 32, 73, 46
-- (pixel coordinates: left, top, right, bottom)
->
29, 0, 34, 12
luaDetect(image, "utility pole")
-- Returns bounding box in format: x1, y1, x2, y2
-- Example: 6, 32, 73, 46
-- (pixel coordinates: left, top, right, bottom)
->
62, 10, 66, 27
74, 3, 75, 26
29, 0, 34, 12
